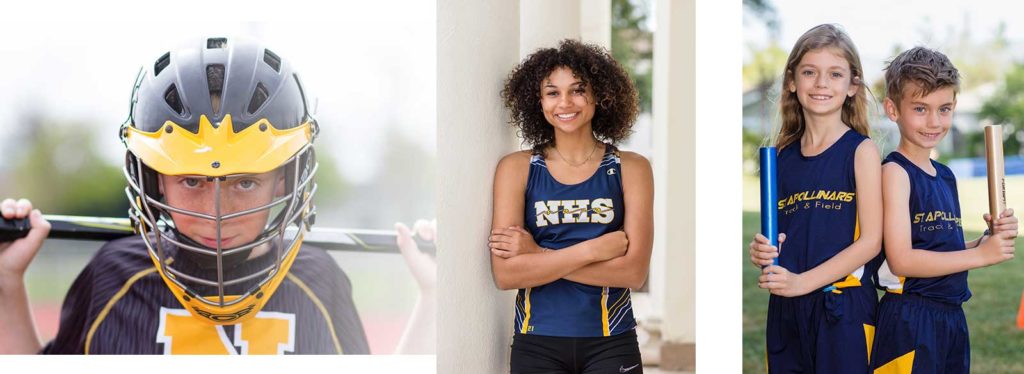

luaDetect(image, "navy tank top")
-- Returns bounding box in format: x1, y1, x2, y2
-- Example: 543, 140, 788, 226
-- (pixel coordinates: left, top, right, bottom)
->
514, 144, 634, 337
877, 152, 970, 304
776, 129, 878, 290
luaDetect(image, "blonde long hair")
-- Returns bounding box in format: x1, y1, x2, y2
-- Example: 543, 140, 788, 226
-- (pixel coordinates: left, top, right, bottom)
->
776, 24, 871, 150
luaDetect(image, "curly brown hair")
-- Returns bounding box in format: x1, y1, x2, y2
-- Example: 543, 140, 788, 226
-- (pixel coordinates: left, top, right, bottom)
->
501, 39, 639, 152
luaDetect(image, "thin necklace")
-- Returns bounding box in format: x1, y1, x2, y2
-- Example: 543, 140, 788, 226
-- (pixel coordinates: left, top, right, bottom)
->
554, 141, 600, 167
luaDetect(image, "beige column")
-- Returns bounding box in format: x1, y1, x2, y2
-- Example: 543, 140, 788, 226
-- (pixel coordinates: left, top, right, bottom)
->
437, 1, 520, 373
651, 0, 696, 370
580, 0, 612, 49
520, 0, 580, 57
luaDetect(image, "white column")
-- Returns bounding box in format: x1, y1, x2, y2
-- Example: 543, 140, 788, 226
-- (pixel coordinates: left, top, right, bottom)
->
437, 1, 520, 373
652, 0, 696, 370
580, 0, 612, 49
520, 0, 580, 57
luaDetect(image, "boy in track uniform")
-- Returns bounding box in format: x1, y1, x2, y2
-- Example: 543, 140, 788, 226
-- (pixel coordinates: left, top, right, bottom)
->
871, 46, 1017, 373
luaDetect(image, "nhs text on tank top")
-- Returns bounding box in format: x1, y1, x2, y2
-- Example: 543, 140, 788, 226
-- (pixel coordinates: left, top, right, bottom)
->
877, 152, 970, 304
777, 130, 877, 289
515, 144, 634, 337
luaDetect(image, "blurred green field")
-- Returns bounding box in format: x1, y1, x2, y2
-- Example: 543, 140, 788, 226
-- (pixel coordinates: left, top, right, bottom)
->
742, 175, 1024, 373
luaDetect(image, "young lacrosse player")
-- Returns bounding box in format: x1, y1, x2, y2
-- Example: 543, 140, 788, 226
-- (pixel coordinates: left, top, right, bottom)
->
0, 37, 435, 354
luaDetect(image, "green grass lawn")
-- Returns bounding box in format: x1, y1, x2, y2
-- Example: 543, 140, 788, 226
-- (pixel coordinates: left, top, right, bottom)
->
742, 176, 1024, 373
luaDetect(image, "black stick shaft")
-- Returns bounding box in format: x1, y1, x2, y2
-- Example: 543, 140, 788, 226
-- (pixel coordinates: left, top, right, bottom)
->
0, 215, 433, 255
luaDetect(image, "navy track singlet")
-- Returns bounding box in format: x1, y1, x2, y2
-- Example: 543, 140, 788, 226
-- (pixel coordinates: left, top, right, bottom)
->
514, 144, 635, 337
776, 129, 878, 289
877, 152, 970, 304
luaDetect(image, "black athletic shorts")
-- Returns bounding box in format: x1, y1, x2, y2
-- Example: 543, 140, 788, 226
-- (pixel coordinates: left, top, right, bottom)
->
510, 329, 643, 374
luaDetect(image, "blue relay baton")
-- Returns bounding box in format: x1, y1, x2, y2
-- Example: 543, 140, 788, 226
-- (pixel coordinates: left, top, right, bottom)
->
759, 147, 779, 267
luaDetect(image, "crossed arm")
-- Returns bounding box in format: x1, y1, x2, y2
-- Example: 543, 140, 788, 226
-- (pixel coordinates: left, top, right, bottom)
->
489, 151, 654, 290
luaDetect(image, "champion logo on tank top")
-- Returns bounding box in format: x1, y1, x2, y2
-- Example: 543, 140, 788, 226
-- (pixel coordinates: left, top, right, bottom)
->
515, 144, 635, 338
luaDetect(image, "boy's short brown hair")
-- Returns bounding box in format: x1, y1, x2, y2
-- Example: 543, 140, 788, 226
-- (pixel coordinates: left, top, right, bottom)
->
884, 46, 961, 106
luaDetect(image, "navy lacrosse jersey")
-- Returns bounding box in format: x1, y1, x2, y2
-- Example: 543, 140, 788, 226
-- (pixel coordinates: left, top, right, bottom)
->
776, 129, 879, 288
515, 144, 634, 338
877, 151, 970, 304
40, 235, 370, 354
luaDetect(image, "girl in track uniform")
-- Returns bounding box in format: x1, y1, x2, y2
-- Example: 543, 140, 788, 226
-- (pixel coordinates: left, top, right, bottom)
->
748, 24, 884, 373
490, 39, 654, 374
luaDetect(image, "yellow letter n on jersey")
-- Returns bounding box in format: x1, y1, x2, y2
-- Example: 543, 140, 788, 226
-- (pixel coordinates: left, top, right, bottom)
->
535, 199, 614, 227
156, 307, 296, 354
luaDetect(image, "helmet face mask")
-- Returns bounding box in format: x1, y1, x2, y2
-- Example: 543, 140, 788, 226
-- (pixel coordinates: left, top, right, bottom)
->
160, 169, 286, 254
120, 37, 319, 325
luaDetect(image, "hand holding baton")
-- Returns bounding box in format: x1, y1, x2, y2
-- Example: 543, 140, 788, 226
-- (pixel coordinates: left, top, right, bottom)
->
760, 147, 779, 266
986, 125, 1007, 233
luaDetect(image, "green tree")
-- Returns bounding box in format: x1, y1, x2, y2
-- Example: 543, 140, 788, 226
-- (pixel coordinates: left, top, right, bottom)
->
743, 0, 778, 39
978, 62, 1024, 156
742, 43, 786, 142
611, 0, 653, 113
742, 43, 787, 90
311, 142, 352, 209
741, 0, 780, 167
7, 118, 127, 217
946, 22, 1011, 91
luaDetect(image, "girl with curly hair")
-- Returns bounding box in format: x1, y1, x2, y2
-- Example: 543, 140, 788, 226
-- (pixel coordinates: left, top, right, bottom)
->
489, 39, 654, 373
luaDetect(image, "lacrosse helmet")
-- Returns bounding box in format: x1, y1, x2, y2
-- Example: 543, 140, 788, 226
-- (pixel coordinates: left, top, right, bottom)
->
121, 36, 319, 325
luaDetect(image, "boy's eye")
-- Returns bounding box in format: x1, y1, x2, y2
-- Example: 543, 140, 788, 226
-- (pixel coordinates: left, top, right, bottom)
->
237, 179, 258, 190
939, 107, 952, 114
182, 178, 202, 188
913, 106, 926, 113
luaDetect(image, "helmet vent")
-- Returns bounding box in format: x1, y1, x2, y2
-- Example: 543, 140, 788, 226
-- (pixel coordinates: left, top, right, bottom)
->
164, 84, 184, 114
247, 82, 269, 114
207, 64, 225, 114
154, 52, 171, 76
206, 37, 228, 49
263, 49, 281, 72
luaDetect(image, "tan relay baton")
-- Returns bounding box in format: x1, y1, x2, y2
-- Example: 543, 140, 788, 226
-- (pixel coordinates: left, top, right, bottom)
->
986, 125, 1007, 232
